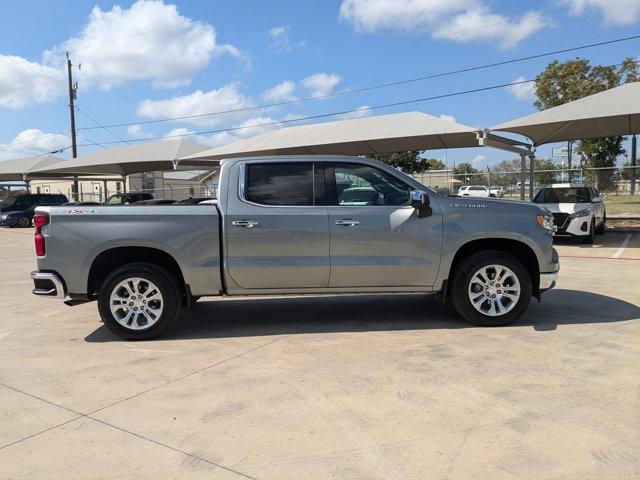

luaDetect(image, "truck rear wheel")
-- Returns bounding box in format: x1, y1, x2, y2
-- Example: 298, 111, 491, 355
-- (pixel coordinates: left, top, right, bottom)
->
97, 262, 182, 340
450, 251, 532, 327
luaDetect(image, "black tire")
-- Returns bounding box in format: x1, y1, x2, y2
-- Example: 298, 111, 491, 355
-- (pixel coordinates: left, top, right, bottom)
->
595, 214, 606, 235
17, 217, 30, 228
97, 262, 182, 340
449, 250, 532, 327
582, 220, 595, 244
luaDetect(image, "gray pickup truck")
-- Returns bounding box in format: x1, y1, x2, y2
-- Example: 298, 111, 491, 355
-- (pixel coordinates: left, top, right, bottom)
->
31, 156, 559, 339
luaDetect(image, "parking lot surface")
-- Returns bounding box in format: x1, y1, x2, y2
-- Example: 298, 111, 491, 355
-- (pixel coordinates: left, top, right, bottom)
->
1, 228, 639, 479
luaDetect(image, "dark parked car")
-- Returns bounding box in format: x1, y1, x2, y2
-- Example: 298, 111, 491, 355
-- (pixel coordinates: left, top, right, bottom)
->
104, 193, 153, 205
0, 194, 69, 227
134, 199, 176, 205
62, 201, 102, 206
174, 196, 214, 205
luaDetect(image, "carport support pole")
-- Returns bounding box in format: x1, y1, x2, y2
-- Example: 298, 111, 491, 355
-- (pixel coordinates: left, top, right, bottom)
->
121, 174, 127, 193
631, 135, 637, 196
528, 152, 535, 200
520, 153, 526, 201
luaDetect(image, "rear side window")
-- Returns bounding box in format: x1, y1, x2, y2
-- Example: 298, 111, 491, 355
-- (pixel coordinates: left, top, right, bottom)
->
245, 163, 314, 206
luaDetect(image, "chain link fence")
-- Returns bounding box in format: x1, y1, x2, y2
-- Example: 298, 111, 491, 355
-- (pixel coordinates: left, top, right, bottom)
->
68, 185, 217, 203
413, 166, 640, 217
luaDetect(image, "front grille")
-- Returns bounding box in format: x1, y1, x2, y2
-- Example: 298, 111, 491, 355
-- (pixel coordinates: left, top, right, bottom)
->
552, 213, 569, 229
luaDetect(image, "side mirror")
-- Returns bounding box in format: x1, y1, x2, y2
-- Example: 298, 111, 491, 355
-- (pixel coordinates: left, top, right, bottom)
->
410, 190, 431, 218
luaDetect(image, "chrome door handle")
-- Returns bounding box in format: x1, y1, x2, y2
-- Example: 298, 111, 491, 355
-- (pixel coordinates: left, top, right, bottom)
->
335, 219, 360, 227
232, 220, 259, 228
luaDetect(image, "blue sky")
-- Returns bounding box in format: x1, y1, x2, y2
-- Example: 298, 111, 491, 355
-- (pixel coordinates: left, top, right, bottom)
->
1, 0, 639, 168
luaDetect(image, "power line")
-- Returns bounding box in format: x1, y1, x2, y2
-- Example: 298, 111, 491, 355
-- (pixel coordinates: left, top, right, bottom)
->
0, 107, 66, 132
76, 57, 639, 148
0, 132, 70, 150
74, 106, 130, 144
76, 133, 106, 149
75, 77, 539, 147
77, 33, 640, 131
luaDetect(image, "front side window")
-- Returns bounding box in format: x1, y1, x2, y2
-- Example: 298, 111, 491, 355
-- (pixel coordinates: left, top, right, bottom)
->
245, 163, 314, 206
331, 163, 410, 206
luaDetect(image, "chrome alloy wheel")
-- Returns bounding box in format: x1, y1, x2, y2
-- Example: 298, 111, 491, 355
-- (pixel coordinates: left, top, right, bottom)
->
109, 277, 164, 330
468, 264, 521, 317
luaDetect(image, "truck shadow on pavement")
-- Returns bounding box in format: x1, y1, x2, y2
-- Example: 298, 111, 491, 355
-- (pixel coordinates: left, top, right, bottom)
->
85, 289, 640, 342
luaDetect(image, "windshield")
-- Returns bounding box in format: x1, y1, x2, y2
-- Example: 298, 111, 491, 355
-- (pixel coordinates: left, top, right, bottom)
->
534, 187, 590, 203
0, 196, 28, 209
106, 195, 123, 205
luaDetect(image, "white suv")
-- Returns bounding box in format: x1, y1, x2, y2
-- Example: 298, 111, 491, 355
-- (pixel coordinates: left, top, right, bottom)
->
533, 183, 606, 243
458, 185, 496, 197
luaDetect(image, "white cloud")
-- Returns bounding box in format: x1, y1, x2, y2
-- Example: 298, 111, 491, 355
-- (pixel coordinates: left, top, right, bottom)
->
208, 116, 281, 147
472, 154, 486, 166
127, 124, 153, 139
0, 129, 69, 161
261, 80, 297, 102
506, 76, 536, 101
164, 127, 194, 139
267, 25, 292, 52
300, 73, 342, 98
337, 105, 373, 120
44, 0, 242, 89
560, 0, 640, 26
432, 8, 547, 49
136, 84, 253, 127
439, 113, 457, 123
339, 0, 548, 48
0, 55, 65, 109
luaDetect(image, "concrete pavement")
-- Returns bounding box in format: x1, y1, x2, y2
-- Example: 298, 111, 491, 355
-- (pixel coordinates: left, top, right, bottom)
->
0, 228, 638, 479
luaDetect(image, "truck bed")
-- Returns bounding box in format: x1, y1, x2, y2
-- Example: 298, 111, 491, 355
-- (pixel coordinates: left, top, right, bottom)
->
37, 204, 222, 297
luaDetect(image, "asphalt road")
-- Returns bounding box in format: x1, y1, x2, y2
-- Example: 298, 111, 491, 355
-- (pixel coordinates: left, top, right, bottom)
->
1, 228, 639, 479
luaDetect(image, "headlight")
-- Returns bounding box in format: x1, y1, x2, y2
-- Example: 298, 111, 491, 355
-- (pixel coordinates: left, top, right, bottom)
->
536, 213, 555, 232
569, 208, 591, 218
0, 215, 6, 221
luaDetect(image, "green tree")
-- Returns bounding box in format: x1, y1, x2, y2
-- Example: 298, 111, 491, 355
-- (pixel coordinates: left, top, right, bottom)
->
453, 163, 480, 175
534, 158, 560, 185
534, 57, 639, 187
424, 158, 446, 170
369, 151, 445, 173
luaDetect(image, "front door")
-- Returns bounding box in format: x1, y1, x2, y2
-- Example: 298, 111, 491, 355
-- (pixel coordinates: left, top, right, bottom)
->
326, 162, 442, 288
225, 161, 330, 289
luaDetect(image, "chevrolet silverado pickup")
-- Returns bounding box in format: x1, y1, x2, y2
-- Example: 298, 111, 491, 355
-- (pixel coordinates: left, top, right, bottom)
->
30, 155, 559, 340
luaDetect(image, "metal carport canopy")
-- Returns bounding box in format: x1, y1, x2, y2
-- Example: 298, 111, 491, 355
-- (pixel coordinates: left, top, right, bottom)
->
0, 155, 63, 181
29, 139, 207, 176
179, 111, 525, 162
490, 82, 640, 145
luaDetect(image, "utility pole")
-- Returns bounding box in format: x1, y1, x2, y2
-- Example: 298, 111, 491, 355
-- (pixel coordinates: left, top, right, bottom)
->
66, 52, 79, 201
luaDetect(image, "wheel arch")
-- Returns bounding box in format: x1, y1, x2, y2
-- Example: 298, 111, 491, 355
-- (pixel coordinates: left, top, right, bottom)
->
87, 246, 186, 299
448, 238, 540, 298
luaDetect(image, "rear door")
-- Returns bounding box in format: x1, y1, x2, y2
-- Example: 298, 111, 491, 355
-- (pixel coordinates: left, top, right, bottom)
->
325, 162, 442, 288
225, 161, 330, 289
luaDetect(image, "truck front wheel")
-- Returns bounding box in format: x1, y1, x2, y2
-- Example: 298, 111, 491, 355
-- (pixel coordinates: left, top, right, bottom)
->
450, 251, 532, 327
97, 263, 182, 340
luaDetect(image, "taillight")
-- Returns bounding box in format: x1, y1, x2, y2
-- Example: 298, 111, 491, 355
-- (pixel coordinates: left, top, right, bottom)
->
34, 213, 49, 257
